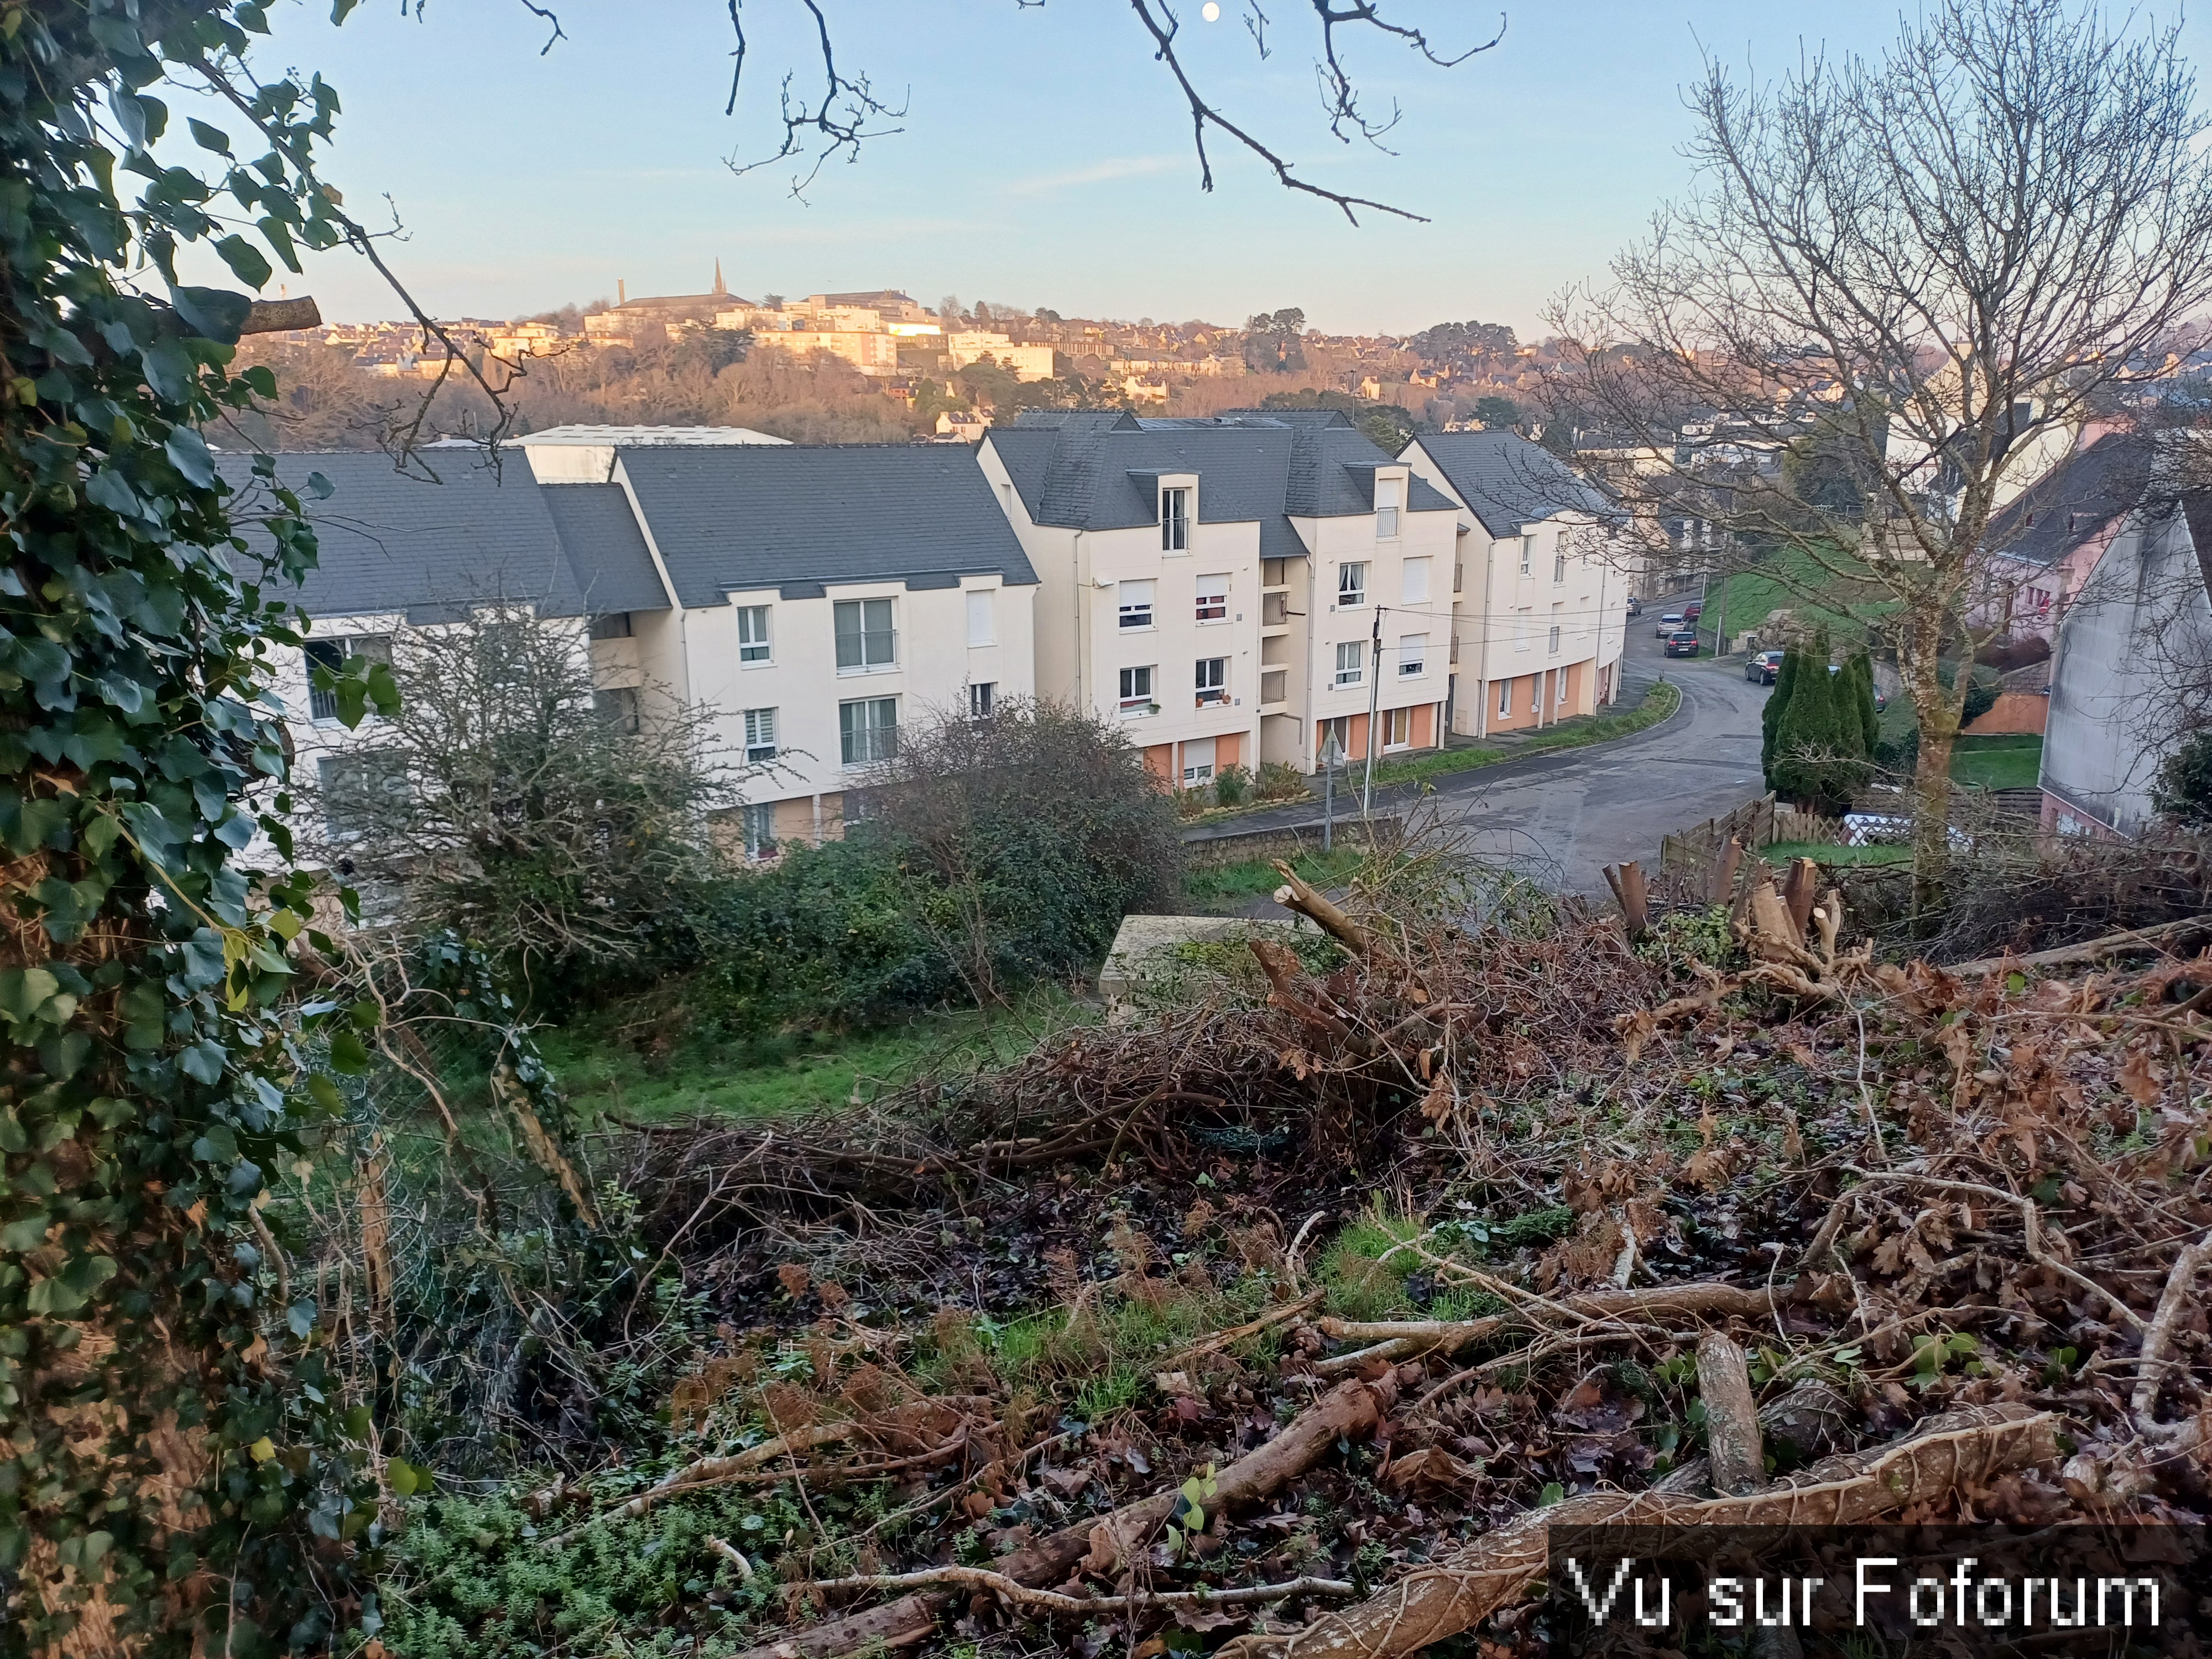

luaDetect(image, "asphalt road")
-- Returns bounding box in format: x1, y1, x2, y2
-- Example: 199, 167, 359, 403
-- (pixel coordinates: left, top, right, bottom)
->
1192, 597, 1771, 897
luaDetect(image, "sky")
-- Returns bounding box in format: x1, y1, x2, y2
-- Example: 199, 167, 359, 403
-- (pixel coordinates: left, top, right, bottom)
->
179, 1, 2212, 338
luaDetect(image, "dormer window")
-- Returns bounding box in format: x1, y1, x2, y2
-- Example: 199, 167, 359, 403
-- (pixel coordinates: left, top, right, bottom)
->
1160, 486, 1191, 552
1376, 478, 1401, 540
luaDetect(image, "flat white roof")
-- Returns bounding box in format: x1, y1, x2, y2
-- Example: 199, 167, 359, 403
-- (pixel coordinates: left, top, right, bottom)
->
514, 424, 790, 447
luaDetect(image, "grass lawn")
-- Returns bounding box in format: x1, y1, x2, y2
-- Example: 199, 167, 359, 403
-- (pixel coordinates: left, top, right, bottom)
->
1765, 839, 1912, 867
1183, 844, 1368, 911
1364, 681, 1682, 790
537, 983, 1093, 1125
1710, 545, 1895, 646
1951, 733, 2042, 791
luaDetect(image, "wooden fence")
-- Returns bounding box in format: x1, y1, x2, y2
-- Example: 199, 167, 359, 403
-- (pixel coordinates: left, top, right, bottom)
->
1658, 793, 1778, 879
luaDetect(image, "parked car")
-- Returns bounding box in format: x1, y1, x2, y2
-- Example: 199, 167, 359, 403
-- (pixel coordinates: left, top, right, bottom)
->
1664, 628, 1700, 658
1683, 600, 1704, 622
1657, 611, 1684, 636
1626, 596, 1643, 618
1747, 649, 1785, 684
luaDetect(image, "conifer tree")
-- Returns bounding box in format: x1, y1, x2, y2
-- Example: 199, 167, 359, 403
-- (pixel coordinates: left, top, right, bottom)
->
1845, 651, 1881, 757
1761, 643, 1803, 787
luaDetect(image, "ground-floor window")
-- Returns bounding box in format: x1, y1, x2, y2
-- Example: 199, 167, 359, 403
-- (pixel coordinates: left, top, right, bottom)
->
1181, 737, 1217, 785
1497, 677, 1511, 716
1383, 706, 1412, 749
742, 801, 775, 860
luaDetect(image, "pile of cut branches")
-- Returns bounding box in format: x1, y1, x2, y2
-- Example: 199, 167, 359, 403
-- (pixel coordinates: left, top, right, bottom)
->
384, 857, 2212, 1658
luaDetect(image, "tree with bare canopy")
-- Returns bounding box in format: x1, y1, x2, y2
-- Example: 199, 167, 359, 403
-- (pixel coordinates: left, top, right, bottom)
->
1546, 0, 2212, 921
303, 607, 746, 1000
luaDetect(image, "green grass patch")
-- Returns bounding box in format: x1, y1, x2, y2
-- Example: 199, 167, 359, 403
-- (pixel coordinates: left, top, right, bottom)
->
538, 983, 1092, 1125
1365, 681, 1681, 790
1764, 839, 1911, 868
1710, 545, 1897, 646
1317, 1209, 1431, 1320
1182, 845, 1369, 909
1950, 734, 2042, 791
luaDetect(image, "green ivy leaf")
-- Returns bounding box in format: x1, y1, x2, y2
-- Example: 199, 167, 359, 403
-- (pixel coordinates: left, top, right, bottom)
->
328, 1029, 370, 1074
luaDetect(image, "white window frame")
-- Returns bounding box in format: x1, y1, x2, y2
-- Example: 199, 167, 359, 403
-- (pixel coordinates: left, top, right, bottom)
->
1117, 580, 1156, 632
1334, 640, 1365, 688
968, 680, 995, 721
834, 597, 897, 674
1375, 478, 1401, 541
1548, 624, 1563, 655
1400, 556, 1430, 605
1160, 485, 1191, 552
1194, 574, 1229, 624
1118, 664, 1156, 714
1517, 536, 1532, 576
743, 706, 778, 763
1337, 562, 1368, 609
838, 695, 899, 765
1553, 549, 1567, 583
1195, 656, 1228, 706
1383, 706, 1413, 749
1398, 633, 1427, 677
1181, 737, 1217, 786
1498, 677, 1512, 717
966, 588, 995, 647
737, 604, 773, 665
1557, 668, 1570, 705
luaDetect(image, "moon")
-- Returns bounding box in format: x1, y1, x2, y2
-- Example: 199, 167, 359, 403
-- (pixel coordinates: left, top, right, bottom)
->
1201, 2, 1220, 18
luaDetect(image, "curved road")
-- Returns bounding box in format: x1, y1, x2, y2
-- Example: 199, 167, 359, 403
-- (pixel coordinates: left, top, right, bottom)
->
1188, 602, 1771, 897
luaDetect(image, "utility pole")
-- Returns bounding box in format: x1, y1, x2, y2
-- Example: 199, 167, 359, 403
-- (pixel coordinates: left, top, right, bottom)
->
1319, 732, 1340, 851
1361, 603, 1383, 813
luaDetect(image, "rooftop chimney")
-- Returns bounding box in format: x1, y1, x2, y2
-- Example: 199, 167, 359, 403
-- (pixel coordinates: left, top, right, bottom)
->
618, 278, 627, 305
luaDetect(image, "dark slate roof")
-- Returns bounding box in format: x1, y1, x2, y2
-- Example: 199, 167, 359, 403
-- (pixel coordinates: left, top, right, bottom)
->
215, 450, 587, 623
1402, 430, 1610, 538
613, 445, 1039, 606
540, 484, 671, 613
1985, 431, 2153, 570
987, 410, 1449, 560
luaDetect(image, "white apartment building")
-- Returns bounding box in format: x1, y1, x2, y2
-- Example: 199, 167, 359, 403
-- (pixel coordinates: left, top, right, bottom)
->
1400, 431, 1636, 737
948, 332, 1058, 382
523, 441, 1038, 855
978, 410, 1458, 780
232, 434, 1036, 870
215, 449, 615, 867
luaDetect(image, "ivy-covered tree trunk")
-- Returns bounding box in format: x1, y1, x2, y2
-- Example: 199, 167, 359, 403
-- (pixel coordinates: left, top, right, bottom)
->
1, 7, 384, 1653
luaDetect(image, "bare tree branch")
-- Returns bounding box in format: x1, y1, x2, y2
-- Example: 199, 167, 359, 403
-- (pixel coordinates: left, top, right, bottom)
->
1309, 1, 1505, 150
723, 0, 910, 199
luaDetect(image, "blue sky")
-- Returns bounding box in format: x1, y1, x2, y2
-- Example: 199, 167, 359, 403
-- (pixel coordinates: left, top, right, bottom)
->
195, 1, 2208, 336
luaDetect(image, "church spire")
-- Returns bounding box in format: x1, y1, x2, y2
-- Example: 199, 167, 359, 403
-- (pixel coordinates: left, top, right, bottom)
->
713, 258, 726, 295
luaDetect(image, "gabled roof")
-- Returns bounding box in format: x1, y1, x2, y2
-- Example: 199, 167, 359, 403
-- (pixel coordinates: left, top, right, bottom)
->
987, 409, 1449, 559
613, 445, 1039, 607
1985, 431, 2154, 570
1402, 430, 1609, 538
540, 484, 671, 613
216, 450, 589, 623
